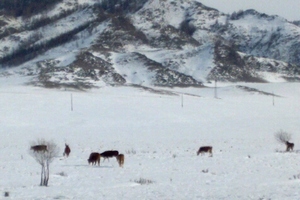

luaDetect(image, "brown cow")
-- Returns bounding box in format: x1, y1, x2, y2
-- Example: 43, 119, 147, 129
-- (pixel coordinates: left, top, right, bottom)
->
100, 150, 119, 162
88, 152, 101, 166
197, 146, 213, 157
285, 141, 294, 152
116, 154, 125, 167
63, 144, 71, 157
30, 145, 47, 152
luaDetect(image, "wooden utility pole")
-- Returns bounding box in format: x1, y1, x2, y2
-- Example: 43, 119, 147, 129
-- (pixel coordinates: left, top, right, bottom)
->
181, 94, 183, 108
71, 93, 73, 111
214, 79, 218, 98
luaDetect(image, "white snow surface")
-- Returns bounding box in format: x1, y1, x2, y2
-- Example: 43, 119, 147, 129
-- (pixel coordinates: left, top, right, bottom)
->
0, 76, 299, 199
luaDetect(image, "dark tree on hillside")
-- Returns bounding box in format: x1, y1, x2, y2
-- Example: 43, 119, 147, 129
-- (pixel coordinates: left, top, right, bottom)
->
180, 19, 196, 36
0, 0, 63, 17
99, 0, 147, 14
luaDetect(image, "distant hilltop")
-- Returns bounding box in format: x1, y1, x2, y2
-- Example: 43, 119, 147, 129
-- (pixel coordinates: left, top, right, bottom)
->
0, 0, 299, 89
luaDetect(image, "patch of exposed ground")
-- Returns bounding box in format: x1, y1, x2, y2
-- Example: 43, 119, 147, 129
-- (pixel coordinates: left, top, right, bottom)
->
236, 85, 281, 97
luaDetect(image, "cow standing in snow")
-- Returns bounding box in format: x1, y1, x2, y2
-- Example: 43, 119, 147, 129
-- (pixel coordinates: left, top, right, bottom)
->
197, 146, 213, 157
63, 143, 71, 157
30, 145, 47, 152
100, 150, 119, 162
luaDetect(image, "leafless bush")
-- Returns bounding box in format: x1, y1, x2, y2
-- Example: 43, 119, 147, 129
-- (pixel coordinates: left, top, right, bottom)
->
289, 174, 300, 180
56, 171, 68, 177
275, 148, 285, 153
4, 191, 9, 197
258, 197, 271, 200
125, 148, 136, 154
274, 130, 292, 144
133, 178, 154, 185
29, 139, 60, 186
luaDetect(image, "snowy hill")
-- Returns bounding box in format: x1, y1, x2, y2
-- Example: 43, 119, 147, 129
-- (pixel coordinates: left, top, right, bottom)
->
0, 0, 300, 89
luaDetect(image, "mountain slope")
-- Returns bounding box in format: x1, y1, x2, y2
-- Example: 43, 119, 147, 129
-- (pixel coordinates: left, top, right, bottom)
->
0, 0, 300, 89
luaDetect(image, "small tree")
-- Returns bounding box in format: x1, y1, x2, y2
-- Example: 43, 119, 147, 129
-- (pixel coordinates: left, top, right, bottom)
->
274, 130, 294, 151
29, 139, 59, 186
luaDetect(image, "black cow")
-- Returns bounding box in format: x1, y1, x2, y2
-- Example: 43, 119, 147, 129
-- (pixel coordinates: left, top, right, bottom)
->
30, 145, 47, 152
197, 146, 213, 157
100, 150, 119, 162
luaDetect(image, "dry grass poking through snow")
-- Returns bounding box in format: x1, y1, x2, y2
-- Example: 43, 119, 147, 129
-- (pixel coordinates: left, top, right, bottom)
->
133, 178, 154, 185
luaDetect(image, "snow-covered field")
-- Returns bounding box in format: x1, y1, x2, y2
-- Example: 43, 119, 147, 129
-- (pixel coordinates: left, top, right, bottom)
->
0, 77, 299, 199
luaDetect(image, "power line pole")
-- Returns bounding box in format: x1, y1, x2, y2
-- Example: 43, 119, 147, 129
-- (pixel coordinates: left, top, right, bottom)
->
71, 93, 73, 111
214, 79, 218, 98
181, 94, 183, 108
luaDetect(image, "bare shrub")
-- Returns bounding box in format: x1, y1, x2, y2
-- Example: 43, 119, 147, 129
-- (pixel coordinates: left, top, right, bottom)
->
56, 171, 68, 177
291, 174, 300, 180
258, 196, 271, 200
29, 139, 60, 186
134, 178, 154, 185
274, 130, 295, 152
274, 130, 292, 144
4, 191, 9, 197
125, 148, 136, 154
275, 148, 285, 153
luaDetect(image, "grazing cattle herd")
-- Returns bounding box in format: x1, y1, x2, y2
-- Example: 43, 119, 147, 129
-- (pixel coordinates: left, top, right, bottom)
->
29, 140, 296, 169
87, 150, 122, 166
29, 143, 214, 168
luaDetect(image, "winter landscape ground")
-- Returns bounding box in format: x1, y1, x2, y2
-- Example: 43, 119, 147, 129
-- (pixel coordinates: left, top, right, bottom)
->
0, 76, 299, 199
0, 1, 300, 198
